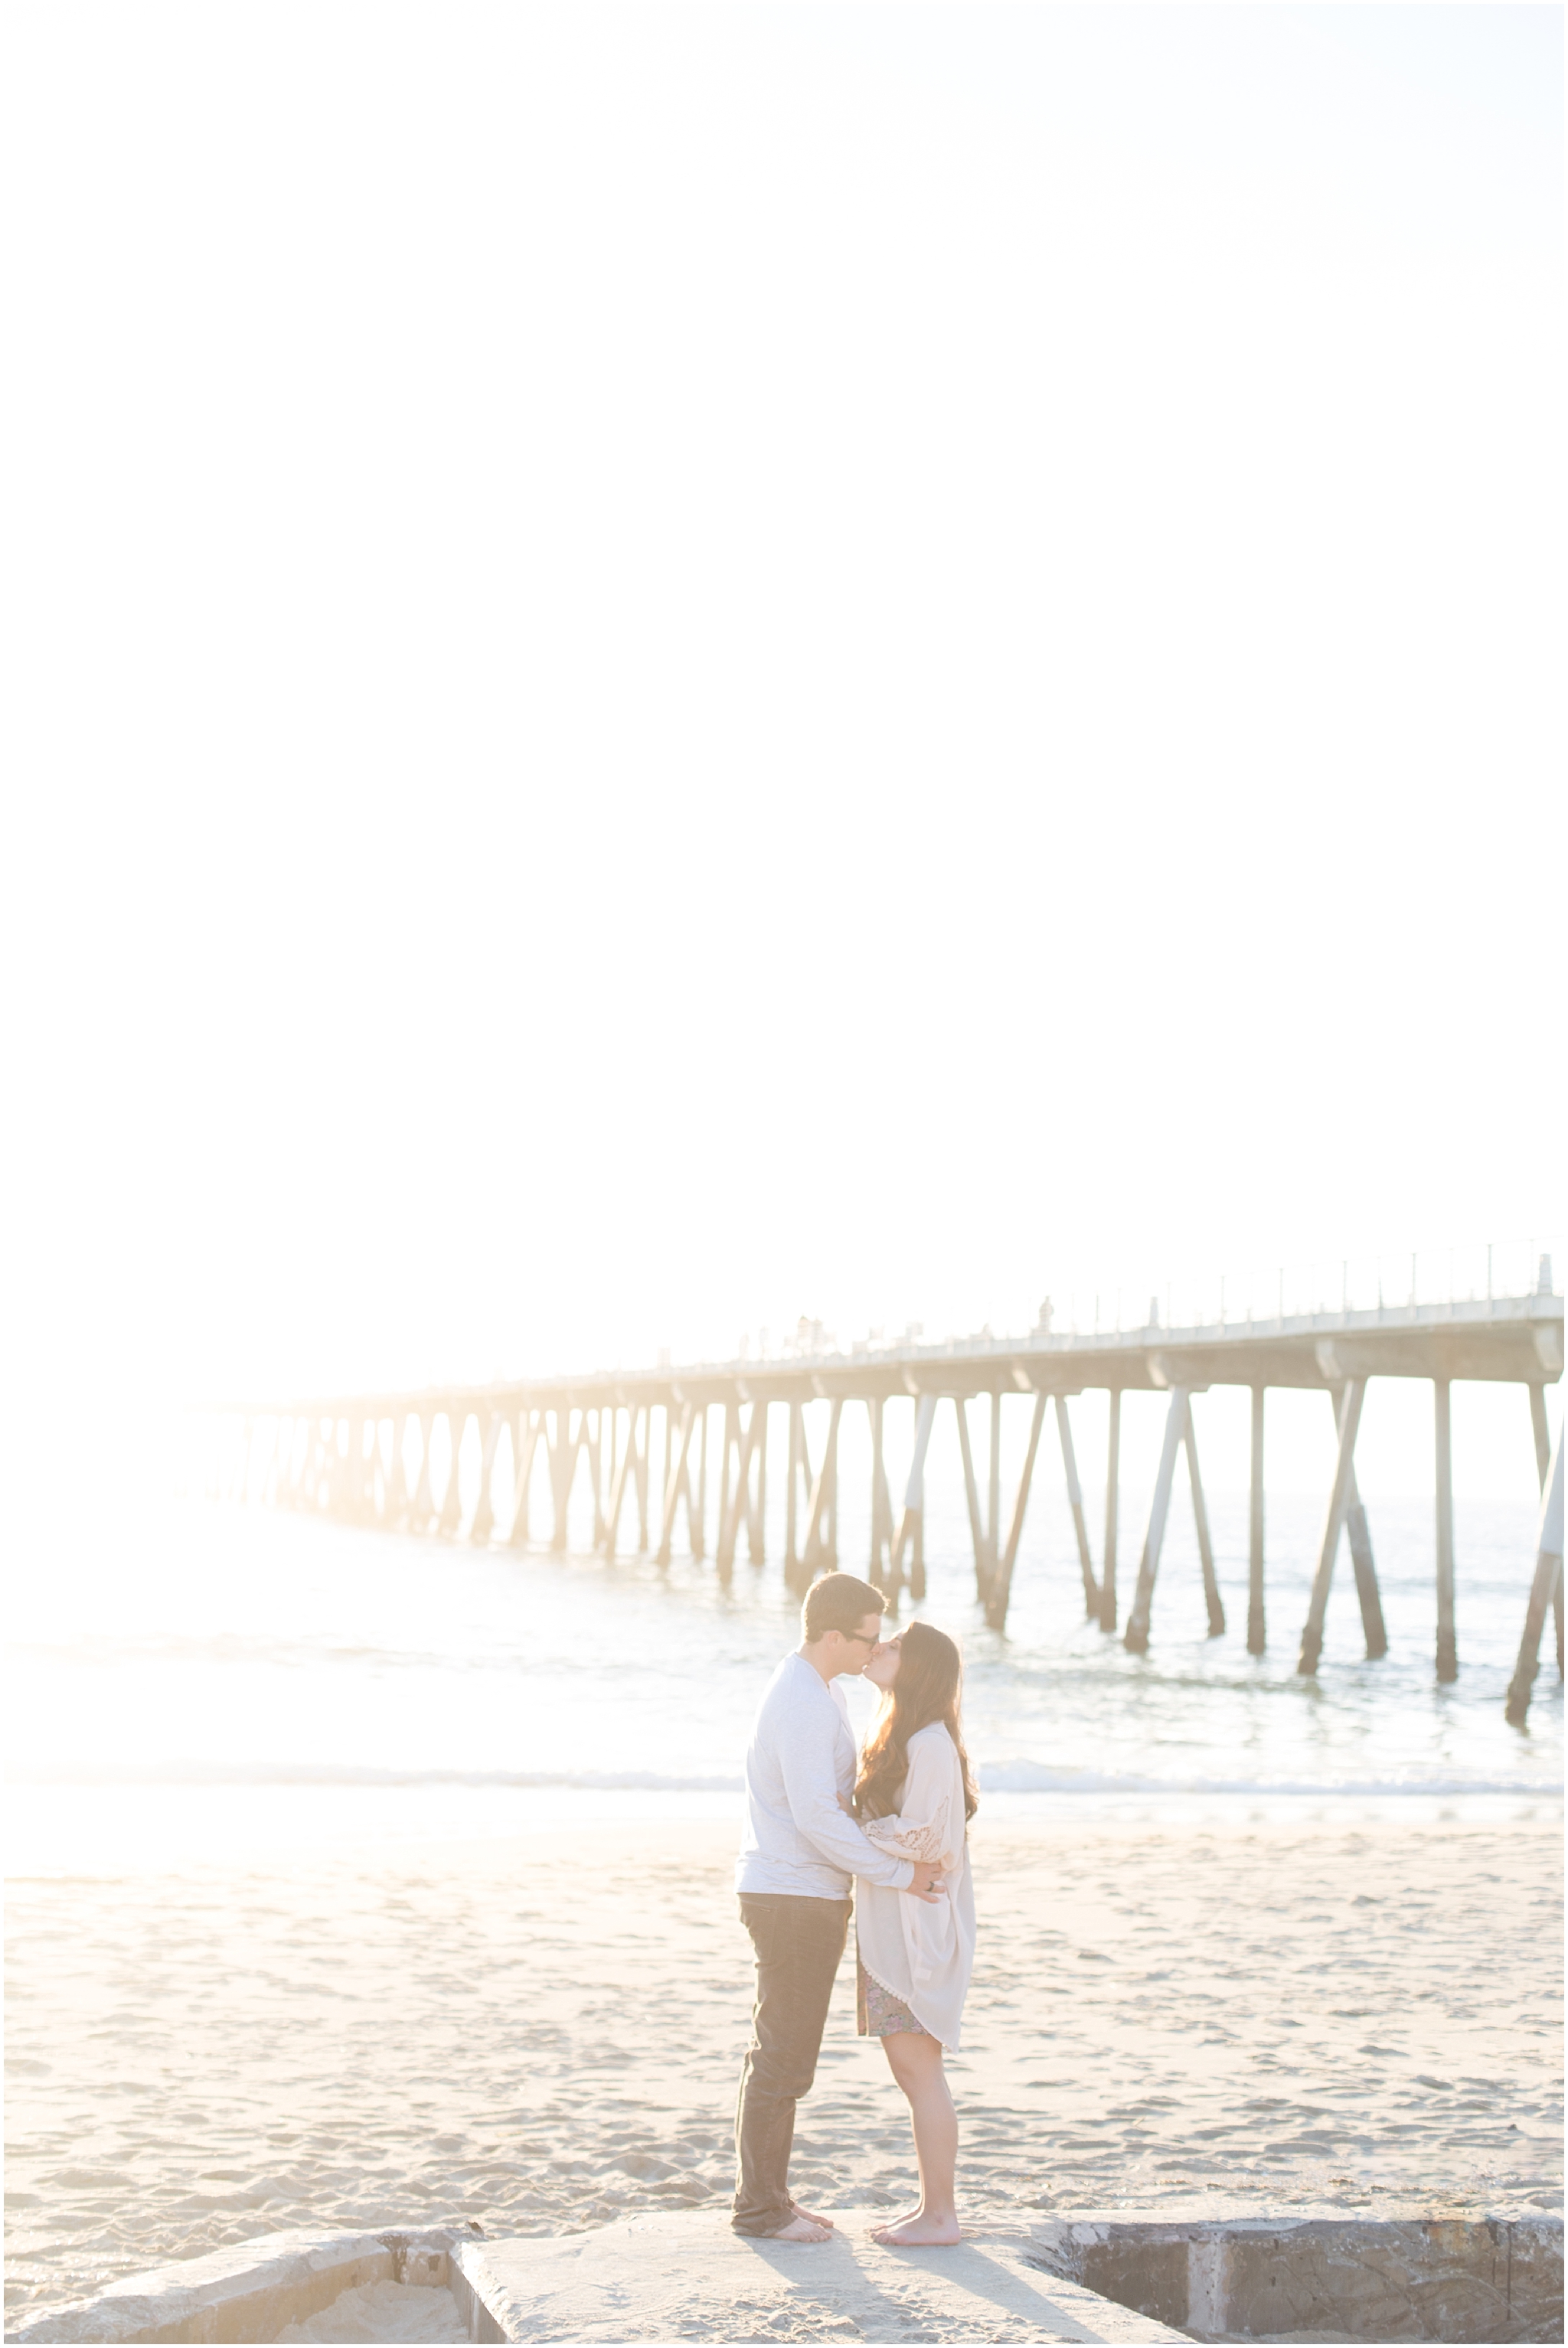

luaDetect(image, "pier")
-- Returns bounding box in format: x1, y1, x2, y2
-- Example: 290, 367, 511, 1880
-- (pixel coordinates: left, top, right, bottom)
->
227, 1272, 1563, 1719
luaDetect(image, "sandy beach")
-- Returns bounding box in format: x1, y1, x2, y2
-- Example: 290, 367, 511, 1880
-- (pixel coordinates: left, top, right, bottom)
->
4, 1804, 1559, 2327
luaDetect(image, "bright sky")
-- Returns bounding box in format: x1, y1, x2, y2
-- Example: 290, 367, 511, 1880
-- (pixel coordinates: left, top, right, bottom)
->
6, 5, 1563, 1497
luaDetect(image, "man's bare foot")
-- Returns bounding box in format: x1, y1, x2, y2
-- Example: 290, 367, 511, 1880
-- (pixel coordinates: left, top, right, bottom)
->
791, 2200, 835, 2229
872, 2212, 962, 2246
763, 2213, 832, 2242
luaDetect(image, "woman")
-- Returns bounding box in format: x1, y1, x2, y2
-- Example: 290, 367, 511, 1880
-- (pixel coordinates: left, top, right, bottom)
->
854, 1621, 978, 2247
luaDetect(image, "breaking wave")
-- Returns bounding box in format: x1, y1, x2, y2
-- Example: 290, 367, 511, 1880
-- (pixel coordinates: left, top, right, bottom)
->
12, 1759, 1560, 1797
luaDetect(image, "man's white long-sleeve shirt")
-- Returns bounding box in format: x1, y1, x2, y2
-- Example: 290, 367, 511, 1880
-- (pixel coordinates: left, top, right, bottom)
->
736, 1653, 916, 1899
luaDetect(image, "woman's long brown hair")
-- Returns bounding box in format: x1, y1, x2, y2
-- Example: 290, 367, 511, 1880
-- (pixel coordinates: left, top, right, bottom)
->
854, 1621, 979, 1827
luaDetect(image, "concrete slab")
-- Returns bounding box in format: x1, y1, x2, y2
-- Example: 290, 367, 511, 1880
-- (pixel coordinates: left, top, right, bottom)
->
1029, 2210, 1565, 2343
452, 2207, 1189, 2342
8, 2226, 476, 2344
6, 2229, 394, 2343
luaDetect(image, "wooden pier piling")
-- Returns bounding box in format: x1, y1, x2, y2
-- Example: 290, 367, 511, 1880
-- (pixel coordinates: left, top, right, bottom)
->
799, 1397, 840, 1579
987, 1391, 1002, 1598
749, 1408, 767, 1562
1099, 1388, 1120, 1633
1527, 1383, 1562, 1670
717, 1400, 767, 1576
983, 1393, 1047, 1631
1182, 1400, 1225, 1638
955, 1397, 989, 1601
785, 1402, 805, 1588
690, 1409, 708, 1559
1343, 1475, 1387, 1660
1123, 1386, 1190, 1655
1297, 1377, 1367, 1675
655, 1400, 695, 1566
1505, 1421, 1565, 1726
887, 1393, 936, 1610
1247, 1385, 1266, 1654
1434, 1378, 1458, 1683
408, 1410, 432, 1531
601, 1408, 636, 1556
1055, 1396, 1099, 1619
469, 1412, 501, 1546
868, 1398, 892, 1581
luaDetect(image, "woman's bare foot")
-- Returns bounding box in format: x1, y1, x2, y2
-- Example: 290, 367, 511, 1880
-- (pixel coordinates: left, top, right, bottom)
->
869, 2203, 921, 2237
764, 2213, 832, 2242
873, 2210, 962, 2246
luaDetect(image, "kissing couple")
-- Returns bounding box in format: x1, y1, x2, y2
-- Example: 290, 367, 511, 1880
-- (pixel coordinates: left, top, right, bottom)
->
733, 1570, 978, 2245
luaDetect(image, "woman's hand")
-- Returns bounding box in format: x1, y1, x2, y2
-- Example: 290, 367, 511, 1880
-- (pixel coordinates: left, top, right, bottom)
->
836, 1791, 855, 1816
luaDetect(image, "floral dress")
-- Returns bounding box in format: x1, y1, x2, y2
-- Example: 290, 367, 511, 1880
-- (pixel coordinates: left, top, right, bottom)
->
857, 1960, 927, 2037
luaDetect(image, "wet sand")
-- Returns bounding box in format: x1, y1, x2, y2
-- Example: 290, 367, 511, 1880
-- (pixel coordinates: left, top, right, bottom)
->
5, 1810, 1560, 2327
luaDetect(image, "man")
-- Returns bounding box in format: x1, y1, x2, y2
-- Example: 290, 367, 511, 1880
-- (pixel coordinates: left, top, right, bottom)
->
733, 1571, 946, 2242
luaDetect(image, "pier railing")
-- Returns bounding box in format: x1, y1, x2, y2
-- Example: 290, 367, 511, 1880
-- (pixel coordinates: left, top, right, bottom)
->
755, 1240, 1560, 1360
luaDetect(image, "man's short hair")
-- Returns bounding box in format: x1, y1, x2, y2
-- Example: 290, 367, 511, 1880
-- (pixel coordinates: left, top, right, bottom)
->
802, 1572, 887, 1642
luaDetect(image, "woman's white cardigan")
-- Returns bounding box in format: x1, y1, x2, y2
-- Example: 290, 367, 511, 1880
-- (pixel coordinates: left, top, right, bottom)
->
856, 1721, 976, 2051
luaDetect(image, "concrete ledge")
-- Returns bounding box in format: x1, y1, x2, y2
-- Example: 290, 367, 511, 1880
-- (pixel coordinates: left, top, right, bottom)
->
1028, 2212, 1565, 2343
7, 2227, 476, 2345
452, 2206, 1188, 2340
443, 2246, 503, 2346
15, 2208, 1562, 2343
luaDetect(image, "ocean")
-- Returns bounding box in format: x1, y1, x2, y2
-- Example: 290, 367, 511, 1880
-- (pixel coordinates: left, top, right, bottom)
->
8, 1455, 1559, 1874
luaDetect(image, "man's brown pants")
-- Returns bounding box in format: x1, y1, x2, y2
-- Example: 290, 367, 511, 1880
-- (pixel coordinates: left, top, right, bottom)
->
732, 1893, 850, 2235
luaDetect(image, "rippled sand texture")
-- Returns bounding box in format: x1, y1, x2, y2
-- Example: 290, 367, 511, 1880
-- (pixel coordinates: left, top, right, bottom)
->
5, 1812, 1560, 2324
